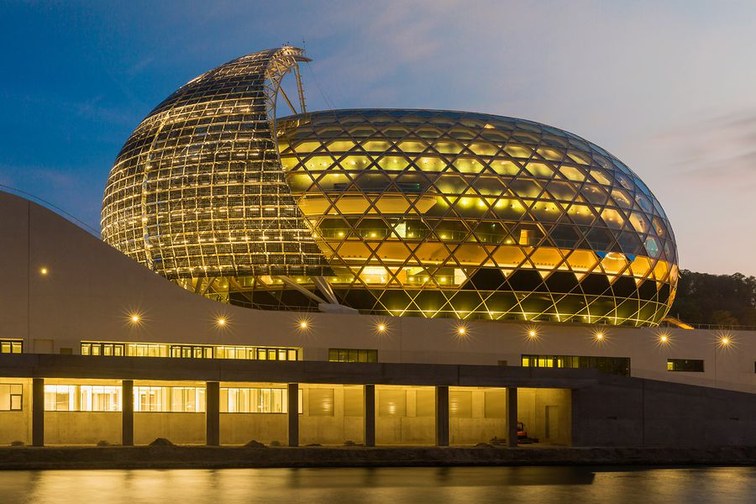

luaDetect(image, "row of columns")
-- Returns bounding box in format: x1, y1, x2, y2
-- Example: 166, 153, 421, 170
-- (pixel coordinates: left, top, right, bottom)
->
30, 378, 518, 448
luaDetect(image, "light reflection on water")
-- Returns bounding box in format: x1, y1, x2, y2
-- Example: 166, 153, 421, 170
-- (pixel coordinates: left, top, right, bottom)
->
1, 466, 753, 504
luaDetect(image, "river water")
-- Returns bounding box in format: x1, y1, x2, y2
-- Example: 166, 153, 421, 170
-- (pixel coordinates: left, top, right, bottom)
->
1, 466, 753, 503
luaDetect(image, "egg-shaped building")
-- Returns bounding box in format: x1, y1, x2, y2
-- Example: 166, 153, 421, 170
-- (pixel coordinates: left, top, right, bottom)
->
102, 47, 678, 326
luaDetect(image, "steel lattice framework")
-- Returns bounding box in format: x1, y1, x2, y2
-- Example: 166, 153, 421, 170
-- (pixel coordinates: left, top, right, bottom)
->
276, 110, 677, 325
101, 47, 329, 279
102, 48, 678, 326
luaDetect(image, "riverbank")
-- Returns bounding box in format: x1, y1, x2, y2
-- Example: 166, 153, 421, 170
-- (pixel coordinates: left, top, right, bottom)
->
0, 445, 754, 470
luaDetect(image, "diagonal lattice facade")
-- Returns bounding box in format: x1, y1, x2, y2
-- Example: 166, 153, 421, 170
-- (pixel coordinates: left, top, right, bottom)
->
101, 47, 329, 279
101, 48, 678, 326
275, 109, 677, 325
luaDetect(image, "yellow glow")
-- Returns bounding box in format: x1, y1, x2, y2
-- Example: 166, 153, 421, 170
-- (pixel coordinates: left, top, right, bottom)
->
299, 320, 309, 330
39, 267, 49, 276
714, 332, 735, 349
594, 331, 606, 342
376, 322, 387, 333
528, 329, 537, 338
216, 317, 227, 328
659, 333, 670, 344
124, 309, 145, 327
456, 325, 467, 336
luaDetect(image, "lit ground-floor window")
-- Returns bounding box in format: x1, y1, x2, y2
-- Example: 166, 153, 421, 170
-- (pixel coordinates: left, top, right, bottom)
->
43, 385, 121, 411
134, 386, 205, 412
0, 383, 23, 411
220, 387, 288, 413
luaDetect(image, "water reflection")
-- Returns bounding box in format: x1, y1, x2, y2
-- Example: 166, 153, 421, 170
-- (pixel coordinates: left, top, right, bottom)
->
1, 466, 753, 504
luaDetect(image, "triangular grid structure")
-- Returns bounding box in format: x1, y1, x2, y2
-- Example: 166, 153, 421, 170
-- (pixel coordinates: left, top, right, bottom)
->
102, 47, 330, 280
275, 109, 678, 326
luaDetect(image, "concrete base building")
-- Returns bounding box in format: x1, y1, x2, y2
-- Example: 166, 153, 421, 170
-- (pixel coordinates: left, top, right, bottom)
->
1, 47, 754, 450
0, 191, 754, 448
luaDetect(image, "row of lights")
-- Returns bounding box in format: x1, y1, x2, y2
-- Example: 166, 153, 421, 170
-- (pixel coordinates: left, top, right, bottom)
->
300, 318, 388, 335
126, 306, 737, 348
454, 324, 603, 341
452, 323, 734, 348
128, 311, 391, 335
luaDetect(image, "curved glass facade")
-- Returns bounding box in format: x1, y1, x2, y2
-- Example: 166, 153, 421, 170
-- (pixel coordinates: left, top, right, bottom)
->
275, 109, 677, 325
102, 48, 678, 326
101, 47, 329, 279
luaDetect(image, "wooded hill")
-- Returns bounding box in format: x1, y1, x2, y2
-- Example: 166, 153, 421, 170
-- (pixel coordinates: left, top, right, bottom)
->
670, 270, 756, 327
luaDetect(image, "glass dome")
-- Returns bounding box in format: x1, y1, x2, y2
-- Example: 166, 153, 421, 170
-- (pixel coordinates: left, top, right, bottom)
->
101, 48, 677, 326
275, 109, 677, 325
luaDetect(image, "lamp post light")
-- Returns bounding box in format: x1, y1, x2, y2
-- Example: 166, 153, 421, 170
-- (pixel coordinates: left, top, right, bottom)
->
714, 334, 733, 386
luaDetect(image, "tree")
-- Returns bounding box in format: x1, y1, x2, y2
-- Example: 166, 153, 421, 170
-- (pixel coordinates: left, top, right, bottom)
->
670, 270, 756, 327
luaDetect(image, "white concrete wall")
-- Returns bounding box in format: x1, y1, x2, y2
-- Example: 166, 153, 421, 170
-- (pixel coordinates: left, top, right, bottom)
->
220, 414, 288, 446
518, 388, 572, 446
1, 191, 754, 394
300, 385, 364, 445
45, 412, 121, 445
374, 386, 436, 445
0, 378, 31, 445
449, 387, 507, 445
134, 413, 205, 445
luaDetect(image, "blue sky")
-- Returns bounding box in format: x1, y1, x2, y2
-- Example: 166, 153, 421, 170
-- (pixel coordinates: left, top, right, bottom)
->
1, 0, 755, 275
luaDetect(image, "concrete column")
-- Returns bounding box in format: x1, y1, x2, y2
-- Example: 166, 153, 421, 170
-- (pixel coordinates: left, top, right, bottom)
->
364, 384, 375, 447
436, 385, 449, 447
32, 378, 44, 447
121, 380, 134, 446
287, 383, 299, 447
206, 381, 220, 446
507, 387, 518, 447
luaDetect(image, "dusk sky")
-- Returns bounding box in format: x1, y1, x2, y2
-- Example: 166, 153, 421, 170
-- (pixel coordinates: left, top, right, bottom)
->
1, 1, 755, 276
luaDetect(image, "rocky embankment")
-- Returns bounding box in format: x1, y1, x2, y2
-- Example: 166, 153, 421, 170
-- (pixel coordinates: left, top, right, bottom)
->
0, 445, 754, 470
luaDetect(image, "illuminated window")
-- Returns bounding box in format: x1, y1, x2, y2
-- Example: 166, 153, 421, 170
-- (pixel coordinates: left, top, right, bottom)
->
0, 339, 22, 354
328, 348, 378, 363
133, 386, 205, 412
521, 354, 631, 376
169, 345, 214, 359
127, 343, 168, 358
215, 346, 256, 360
0, 384, 23, 411
667, 359, 704, 372
43, 385, 121, 412
81, 342, 125, 357
220, 387, 287, 413
255, 347, 297, 361
81, 341, 299, 361
81, 386, 122, 411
